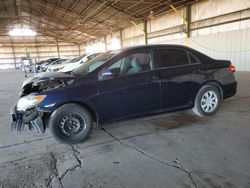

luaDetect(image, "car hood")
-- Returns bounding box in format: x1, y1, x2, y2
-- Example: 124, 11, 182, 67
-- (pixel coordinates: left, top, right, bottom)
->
64, 61, 81, 67
23, 72, 75, 87
47, 64, 65, 70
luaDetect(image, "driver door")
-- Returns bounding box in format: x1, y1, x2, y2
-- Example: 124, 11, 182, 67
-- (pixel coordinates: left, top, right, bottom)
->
95, 49, 161, 123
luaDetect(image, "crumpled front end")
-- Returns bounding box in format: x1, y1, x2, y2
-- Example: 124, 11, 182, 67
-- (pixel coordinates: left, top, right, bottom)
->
10, 105, 45, 133
10, 72, 76, 134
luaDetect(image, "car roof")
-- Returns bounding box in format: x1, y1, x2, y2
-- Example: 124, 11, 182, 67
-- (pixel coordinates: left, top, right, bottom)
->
121, 44, 192, 52
119, 44, 212, 61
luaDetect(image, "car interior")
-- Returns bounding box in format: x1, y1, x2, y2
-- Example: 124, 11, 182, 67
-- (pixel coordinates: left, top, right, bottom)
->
107, 52, 153, 77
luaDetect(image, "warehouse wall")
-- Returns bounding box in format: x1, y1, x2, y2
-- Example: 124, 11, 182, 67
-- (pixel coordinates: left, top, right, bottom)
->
2, 0, 249, 70
83, 0, 250, 71
0, 35, 80, 69
189, 23, 250, 71
122, 23, 145, 47
189, 0, 250, 71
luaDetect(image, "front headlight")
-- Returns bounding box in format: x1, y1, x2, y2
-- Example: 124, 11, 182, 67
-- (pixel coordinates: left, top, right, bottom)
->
17, 95, 46, 111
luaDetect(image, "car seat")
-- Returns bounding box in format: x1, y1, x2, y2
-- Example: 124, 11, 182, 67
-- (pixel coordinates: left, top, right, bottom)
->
127, 57, 142, 74
120, 56, 132, 75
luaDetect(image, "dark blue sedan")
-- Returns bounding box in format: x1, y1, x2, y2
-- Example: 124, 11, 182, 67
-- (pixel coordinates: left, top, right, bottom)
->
11, 45, 237, 144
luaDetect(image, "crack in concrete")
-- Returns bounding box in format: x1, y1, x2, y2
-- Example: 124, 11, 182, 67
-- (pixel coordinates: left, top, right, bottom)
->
57, 145, 83, 182
70, 145, 83, 167
1, 132, 156, 166
100, 127, 198, 188
46, 152, 63, 188
46, 146, 83, 188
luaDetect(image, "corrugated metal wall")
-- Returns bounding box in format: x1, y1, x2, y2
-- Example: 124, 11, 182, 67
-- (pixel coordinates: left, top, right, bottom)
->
147, 27, 250, 71
1, 0, 250, 71
188, 0, 250, 71
83, 0, 250, 71
189, 27, 250, 71
122, 23, 145, 47
0, 35, 80, 69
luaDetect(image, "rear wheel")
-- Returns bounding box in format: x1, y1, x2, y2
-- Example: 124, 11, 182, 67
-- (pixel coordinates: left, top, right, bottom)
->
49, 103, 93, 144
192, 85, 221, 117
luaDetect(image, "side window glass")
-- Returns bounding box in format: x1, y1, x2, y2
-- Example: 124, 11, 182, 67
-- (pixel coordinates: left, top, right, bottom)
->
158, 49, 189, 68
189, 53, 199, 64
106, 51, 153, 76
108, 59, 123, 69
89, 54, 96, 59
89, 61, 105, 72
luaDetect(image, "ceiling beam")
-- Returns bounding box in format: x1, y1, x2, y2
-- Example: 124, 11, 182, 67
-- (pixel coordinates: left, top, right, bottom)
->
31, 0, 83, 19
1, 0, 8, 11
50, 0, 61, 17
96, 0, 143, 21
21, 16, 92, 44
102, 0, 174, 4
56, 0, 79, 26
82, 0, 145, 37
15, 0, 21, 26
21, 8, 97, 40
29, 0, 32, 28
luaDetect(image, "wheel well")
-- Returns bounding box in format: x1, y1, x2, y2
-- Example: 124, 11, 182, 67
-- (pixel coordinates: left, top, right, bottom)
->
52, 102, 98, 123
73, 102, 98, 122
203, 81, 223, 99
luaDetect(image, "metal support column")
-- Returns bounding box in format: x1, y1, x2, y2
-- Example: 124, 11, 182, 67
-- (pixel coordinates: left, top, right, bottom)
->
120, 30, 123, 48
144, 20, 148, 45
35, 36, 40, 62
170, 4, 189, 45
10, 38, 17, 69
130, 19, 148, 45
78, 44, 81, 55
56, 39, 60, 58
104, 35, 107, 51
186, 3, 191, 38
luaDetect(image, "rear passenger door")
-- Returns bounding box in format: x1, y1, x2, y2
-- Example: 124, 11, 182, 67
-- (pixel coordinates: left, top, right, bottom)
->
156, 47, 201, 110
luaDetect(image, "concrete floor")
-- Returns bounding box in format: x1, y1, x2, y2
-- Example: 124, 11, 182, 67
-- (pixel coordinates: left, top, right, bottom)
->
0, 69, 250, 188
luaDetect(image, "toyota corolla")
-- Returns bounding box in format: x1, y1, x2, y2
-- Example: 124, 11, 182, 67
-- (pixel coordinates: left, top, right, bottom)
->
10, 45, 237, 144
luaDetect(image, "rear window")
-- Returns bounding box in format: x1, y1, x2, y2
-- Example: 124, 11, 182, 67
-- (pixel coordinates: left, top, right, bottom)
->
188, 53, 199, 64
158, 49, 189, 68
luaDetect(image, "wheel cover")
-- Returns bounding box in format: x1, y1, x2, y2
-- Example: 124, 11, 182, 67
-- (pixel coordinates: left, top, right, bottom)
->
59, 113, 86, 137
200, 90, 218, 113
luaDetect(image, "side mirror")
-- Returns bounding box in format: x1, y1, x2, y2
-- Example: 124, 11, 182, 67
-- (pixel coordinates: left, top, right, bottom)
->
98, 69, 117, 80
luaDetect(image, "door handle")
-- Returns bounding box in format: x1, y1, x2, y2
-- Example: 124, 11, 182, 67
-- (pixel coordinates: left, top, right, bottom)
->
193, 70, 202, 74
147, 76, 160, 82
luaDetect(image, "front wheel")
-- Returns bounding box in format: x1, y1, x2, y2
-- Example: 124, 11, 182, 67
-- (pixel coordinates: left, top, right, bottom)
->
49, 104, 93, 144
192, 85, 221, 117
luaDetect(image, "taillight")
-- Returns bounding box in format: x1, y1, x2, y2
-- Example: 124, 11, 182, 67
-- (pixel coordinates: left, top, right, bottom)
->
229, 65, 236, 72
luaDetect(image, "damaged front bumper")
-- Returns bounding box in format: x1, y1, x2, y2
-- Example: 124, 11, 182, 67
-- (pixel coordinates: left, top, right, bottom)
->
10, 105, 45, 133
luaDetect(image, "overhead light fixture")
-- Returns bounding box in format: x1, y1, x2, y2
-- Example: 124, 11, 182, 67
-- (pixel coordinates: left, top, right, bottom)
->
9, 28, 36, 36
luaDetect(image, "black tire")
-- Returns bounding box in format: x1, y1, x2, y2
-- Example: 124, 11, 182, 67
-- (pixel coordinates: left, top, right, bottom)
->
192, 85, 221, 117
49, 103, 93, 144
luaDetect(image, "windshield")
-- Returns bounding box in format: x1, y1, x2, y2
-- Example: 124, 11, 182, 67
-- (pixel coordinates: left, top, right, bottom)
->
62, 58, 72, 64
70, 54, 87, 63
73, 51, 119, 76
51, 59, 66, 65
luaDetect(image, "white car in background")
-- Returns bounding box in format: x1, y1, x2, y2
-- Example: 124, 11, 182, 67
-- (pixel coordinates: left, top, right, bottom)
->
59, 52, 103, 73
46, 58, 73, 72
44, 58, 66, 71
